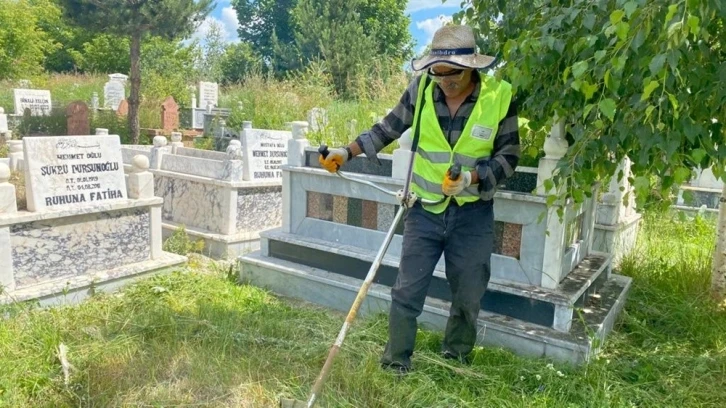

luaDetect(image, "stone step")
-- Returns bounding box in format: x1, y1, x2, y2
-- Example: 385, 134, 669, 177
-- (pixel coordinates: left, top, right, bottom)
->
238, 250, 632, 365
259, 228, 613, 332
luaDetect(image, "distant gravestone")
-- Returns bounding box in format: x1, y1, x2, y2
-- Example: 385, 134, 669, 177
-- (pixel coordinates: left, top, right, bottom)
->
307, 107, 328, 132
104, 80, 125, 110
22, 135, 127, 212
66, 101, 90, 136
161, 96, 179, 131
199, 81, 219, 109
0, 107, 7, 132
116, 99, 129, 116
13, 89, 52, 116
241, 128, 291, 181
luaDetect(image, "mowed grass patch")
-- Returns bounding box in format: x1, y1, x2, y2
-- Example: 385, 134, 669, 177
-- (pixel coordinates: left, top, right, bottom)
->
1, 212, 725, 407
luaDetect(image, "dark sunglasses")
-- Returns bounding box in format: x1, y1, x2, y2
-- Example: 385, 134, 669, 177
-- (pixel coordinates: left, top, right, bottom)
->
427, 67, 465, 77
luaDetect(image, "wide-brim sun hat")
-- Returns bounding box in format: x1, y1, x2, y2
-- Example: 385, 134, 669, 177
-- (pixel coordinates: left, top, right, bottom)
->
411, 25, 496, 71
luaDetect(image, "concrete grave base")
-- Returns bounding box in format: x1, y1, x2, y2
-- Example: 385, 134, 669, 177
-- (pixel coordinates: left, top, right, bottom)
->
162, 221, 261, 259
239, 250, 632, 365
1, 252, 186, 308
593, 213, 642, 266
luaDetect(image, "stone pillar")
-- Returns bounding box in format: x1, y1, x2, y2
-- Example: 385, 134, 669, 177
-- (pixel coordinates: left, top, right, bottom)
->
0, 163, 16, 291
242, 121, 252, 130
8, 140, 23, 172
170, 132, 183, 154
288, 121, 309, 167
536, 117, 568, 195
150, 135, 167, 170
191, 91, 197, 109
392, 128, 413, 180
95, 128, 109, 135
127, 155, 154, 199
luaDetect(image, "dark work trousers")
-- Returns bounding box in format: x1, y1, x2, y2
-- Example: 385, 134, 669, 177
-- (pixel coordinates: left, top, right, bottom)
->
381, 198, 494, 369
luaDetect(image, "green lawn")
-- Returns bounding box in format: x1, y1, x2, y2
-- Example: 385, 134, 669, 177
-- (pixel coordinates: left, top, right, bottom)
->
1, 210, 725, 407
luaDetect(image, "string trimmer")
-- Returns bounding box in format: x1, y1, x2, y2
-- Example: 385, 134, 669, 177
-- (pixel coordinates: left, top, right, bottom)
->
279, 144, 460, 408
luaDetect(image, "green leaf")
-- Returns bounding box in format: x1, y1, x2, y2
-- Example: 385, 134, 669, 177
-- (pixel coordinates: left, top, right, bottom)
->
665, 4, 679, 25
599, 98, 617, 121
570, 79, 582, 91
572, 188, 584, 203
649, 54, 666, 75
610, 10, 625, 25
604, 69, 616, 91
624, 1, 638, 18
668, 93, 679, 118
526, 146, 539, 158
674, 167, 691, 184
641, 80, 660, 101
544, 179, 554, 193
645, 105, 656, 120
691, 148, 707, 164
583, 13, 596, 30
633, 176, 650, 197
562, 66, 571, 83
572, 61, 588, 79
581, 81, 599, 101
687, 15, 700, 36
631, 28, 646, 51
616, 22, 630, 40
583, 104, 595, 119
594, 50, 607, 62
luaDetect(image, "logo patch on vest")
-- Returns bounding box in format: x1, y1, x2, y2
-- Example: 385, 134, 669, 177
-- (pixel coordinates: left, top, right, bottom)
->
471, 125, 494, 141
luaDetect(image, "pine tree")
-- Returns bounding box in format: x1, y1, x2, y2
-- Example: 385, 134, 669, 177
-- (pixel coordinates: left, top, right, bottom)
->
57, 0, 214, 143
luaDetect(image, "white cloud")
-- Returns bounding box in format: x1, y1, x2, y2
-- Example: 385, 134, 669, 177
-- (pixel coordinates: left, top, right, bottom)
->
189, 6, 239, 45
416, 14, 453, 46
406, 0, 459, 13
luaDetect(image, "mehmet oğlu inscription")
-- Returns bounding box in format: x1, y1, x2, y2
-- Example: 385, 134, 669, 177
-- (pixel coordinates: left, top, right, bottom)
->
23, 135, 128, 211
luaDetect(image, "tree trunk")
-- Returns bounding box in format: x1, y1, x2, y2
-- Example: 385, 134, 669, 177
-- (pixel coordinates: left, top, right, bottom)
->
129, 31, 142, 145
712, 184, 726, 299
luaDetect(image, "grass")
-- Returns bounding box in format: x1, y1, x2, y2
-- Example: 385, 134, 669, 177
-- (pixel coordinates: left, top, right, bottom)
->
1, 211, 724, 407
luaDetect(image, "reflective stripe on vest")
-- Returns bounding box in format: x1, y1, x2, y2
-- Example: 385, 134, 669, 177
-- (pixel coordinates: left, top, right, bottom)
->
410, 72, 513, 213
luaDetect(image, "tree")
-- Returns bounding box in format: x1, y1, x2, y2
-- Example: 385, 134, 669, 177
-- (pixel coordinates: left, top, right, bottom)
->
459, 1, 725, 294
197, 21, 227, 83
232, 0, 297, 64
0, 0, 59, 80
57, 0, 214, 143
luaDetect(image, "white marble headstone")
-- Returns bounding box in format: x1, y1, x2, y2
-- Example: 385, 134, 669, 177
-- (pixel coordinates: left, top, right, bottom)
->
13, 89, 52, 116
22, 135, 128, 212
104, 80, 125, 110
241, 129, 291, 181
199, 81, 219, 109
0, 107, 7, 132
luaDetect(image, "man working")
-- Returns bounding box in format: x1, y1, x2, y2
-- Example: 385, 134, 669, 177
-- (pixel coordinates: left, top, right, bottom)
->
318, 24, 520, 373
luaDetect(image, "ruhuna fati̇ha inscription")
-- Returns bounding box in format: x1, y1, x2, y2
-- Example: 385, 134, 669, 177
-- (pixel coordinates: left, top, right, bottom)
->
22, 135, 128, 211
241, 129, 290, 181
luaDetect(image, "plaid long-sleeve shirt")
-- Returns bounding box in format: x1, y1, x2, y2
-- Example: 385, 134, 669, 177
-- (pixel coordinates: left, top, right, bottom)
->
354, 72, 520, 201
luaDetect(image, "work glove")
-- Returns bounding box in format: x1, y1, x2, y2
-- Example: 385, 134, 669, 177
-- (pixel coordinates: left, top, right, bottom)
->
319, 147, 348, 173
442, 169, 472, 196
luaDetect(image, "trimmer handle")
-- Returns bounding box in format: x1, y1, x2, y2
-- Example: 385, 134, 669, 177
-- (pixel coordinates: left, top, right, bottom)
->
448, 162, 462, 180
319, 144, 330, 160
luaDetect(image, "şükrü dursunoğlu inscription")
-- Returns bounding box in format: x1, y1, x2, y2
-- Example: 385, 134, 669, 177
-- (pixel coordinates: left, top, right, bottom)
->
22, 135, 128, 212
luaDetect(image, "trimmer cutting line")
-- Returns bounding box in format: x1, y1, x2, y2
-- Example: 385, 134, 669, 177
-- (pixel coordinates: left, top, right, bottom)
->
279, 145, 461, 408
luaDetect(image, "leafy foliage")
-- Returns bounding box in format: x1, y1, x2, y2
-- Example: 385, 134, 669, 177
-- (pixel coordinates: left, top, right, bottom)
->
461, 0, 726, 210
0, 0, 60, 80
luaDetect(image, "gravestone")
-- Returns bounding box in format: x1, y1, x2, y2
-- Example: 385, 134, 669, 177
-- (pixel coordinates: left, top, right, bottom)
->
104, 79, 125, 110
13, 89, 52, 116
241, 129, 291, 181
66, 101, 90, 135
0, 107, 7, 132
117, 99, 129, 116
22, 135, 127, 212
161, 96, 179, 131
199, 81, 219, 109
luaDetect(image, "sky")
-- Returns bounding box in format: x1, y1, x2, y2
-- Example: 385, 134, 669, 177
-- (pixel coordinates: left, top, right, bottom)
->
191, 0, 462, 54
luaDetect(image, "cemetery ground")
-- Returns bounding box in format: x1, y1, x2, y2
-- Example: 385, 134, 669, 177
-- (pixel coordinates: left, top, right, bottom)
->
0, 210, 724, 407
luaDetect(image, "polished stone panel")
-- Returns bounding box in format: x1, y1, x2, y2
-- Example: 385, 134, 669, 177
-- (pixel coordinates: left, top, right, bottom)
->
11, 207, 149, 288
332, 195, 348, 224
362, 200, 378, 230
237, 186, 282, 232
501, 222, 523, 259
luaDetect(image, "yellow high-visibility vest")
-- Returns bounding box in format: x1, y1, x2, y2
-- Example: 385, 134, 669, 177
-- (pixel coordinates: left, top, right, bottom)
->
410, 71, 513, 213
